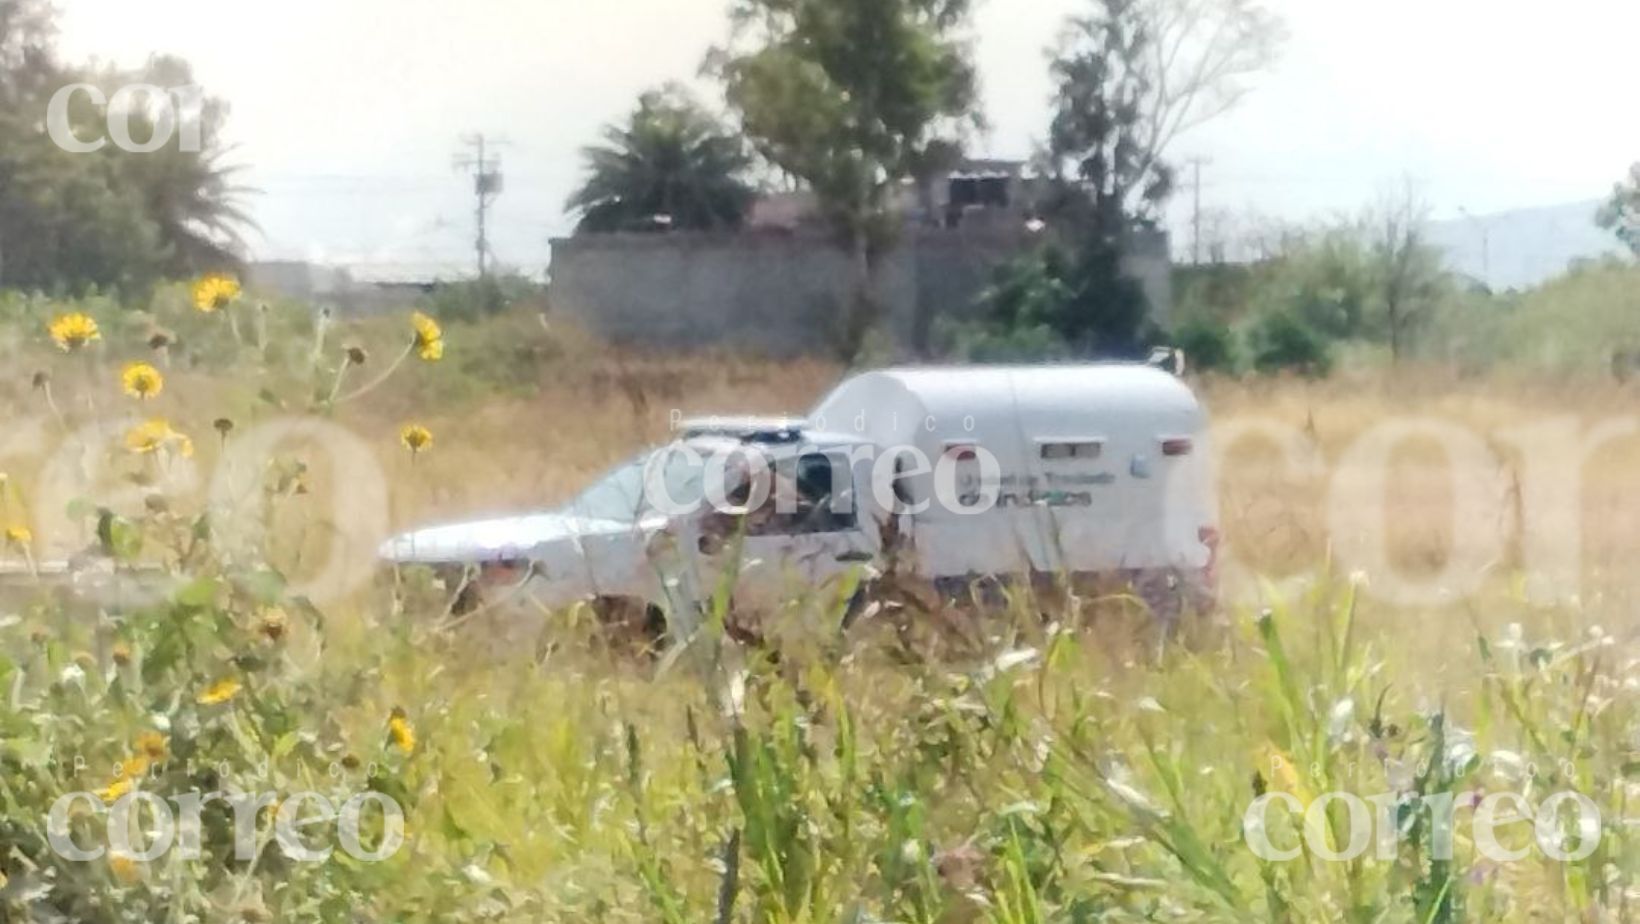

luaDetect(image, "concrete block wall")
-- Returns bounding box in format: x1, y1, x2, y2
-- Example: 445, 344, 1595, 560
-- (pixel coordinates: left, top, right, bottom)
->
548, 227, 1170, 356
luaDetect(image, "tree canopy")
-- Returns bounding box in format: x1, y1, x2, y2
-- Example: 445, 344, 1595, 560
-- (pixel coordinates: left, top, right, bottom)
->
711, 0, 979, 355
713, 0, 977, 243
1045, 0, 1284, 236
1597, 163, 1639, 255
0, 0, 250, 297
567, 85, 755, 234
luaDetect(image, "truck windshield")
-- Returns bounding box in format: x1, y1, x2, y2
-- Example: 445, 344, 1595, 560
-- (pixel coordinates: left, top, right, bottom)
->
562, 449, 708, 523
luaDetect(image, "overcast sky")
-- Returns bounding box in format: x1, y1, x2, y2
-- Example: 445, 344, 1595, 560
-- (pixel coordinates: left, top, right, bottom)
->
53, 0, 1638, 272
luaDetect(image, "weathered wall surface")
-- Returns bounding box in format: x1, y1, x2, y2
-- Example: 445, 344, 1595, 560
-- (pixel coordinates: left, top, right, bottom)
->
548, 227, 1171, 356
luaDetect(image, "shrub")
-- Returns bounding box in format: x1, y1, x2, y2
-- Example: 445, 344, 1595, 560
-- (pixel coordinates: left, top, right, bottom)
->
1172, 317, 1239, 374
1249, 308, 1332, 377
421, 274, 544, 324
944, 242, 1151, 361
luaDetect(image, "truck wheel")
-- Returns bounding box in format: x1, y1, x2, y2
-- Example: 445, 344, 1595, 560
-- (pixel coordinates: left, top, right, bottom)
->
1133, 569, 1184, 633
840, 582, 875, 631
591, 596, 667, 656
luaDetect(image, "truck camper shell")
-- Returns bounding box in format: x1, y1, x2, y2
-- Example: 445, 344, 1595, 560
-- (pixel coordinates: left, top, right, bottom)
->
808, 364, 1212, 578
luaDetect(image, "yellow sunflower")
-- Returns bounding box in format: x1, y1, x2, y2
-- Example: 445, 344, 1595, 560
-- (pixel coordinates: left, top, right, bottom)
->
120, 362, 164, 400
109, 853, 142, 884
388, 707, 416, 754
3, 524, 30, 547
124, 419, 195, 458
196, 677, 241, 705
117, 754, 150, 780
134, 730, 168, 762
191, 273, 242, 313
411, 312, 444, 361
96, 776, 133, 804
400, 423, 433, 455
48, 312, 101, 351
258, 607, 288, 641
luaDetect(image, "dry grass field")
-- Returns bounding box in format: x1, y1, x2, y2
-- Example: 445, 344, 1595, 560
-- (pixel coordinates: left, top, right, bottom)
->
0, 302, 1635, 922
375, 342, 1640, 652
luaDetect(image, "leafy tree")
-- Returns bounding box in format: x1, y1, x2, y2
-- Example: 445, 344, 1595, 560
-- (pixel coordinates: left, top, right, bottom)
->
0, 2, 251, 295
1260, 226, 1376, 340
1032, 0, 1282, 352
1371, 188, 1448, 362
712, 0, 979, 357
110, 55, 255, 276
1045, 0, 1284, 231
1597, 163, 1639, 255
948, 242, 1148, 359
1213, 196, 1446, 368
1045, 1, 1173, 235
567, 85, 755, 234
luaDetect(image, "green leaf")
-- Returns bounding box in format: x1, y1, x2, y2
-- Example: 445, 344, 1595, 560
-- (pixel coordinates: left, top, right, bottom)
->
98, 512, 143, 561
271, 731, 300, 761
175, 576, 222, 609
64, 497, 96, 521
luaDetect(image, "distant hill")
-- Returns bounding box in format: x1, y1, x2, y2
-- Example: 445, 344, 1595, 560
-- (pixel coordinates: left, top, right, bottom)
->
1427, 200, 1624, 291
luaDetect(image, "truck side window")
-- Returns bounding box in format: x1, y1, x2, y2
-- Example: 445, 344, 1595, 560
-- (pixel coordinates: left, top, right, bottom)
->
1041, 440, 1103, 461
748, 453, 856, 536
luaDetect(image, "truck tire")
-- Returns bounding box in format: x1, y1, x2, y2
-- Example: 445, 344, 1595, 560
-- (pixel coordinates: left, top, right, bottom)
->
592, 596, 668, 656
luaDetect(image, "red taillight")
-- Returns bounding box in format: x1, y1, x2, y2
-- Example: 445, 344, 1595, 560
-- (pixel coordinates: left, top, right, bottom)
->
1161, 437, 1194, 457
1198, 526, 1220, 587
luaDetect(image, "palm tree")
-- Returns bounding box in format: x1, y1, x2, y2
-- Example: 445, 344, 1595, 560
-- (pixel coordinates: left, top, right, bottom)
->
123, 141, 257, 275
567, 85, 755, 234
113, 56, 257, 275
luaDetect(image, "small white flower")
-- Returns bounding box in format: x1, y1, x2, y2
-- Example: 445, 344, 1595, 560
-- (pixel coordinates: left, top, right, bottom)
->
1327, 697, 1356, 739
991, 647, 1040, 675
1489, 750, 1526, 781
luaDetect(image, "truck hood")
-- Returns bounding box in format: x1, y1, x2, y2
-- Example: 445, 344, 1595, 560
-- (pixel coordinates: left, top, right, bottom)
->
378, 512, 641, 565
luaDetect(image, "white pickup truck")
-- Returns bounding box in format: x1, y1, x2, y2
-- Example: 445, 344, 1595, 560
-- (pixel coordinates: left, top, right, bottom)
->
379, 363, 1218, 636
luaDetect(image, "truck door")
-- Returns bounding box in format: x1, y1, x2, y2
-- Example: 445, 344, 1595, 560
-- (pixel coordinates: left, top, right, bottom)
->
709, 450, 875, 614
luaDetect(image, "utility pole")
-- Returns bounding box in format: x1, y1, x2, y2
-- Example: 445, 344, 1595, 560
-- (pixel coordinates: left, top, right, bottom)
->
1187, 156, 1211, 265
1458, 206, 1490, 287
455, 134, 504, 278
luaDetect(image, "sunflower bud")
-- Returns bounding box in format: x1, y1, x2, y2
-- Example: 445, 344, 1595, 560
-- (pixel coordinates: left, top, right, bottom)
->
259, 608, 289, 642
